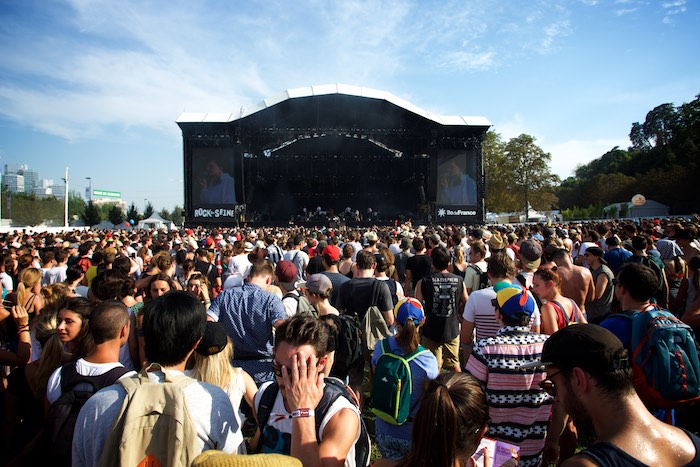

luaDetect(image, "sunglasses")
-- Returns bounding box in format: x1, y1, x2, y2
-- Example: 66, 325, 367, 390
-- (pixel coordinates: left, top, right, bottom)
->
538, 370, 561, 397
272, 360, 291, 378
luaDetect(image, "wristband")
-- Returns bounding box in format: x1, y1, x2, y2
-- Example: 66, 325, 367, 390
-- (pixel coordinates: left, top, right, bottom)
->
17, 329, 30, 334
17, 324, 30, 330
290, 408, 315, 419
204, 300, 211, 305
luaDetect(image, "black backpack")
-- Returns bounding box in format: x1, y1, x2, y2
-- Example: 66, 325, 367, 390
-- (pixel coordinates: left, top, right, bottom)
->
256, 377, 370, 466
326, 313, 364, 378
44, 362, 130, 466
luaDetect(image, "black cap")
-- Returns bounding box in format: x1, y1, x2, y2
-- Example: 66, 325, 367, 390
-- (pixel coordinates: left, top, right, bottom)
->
196, 321, 228, 356
521, 325, 629, 373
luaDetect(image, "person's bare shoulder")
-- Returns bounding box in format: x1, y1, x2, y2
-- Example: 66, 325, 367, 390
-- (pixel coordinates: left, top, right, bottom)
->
561, 454, 599, 467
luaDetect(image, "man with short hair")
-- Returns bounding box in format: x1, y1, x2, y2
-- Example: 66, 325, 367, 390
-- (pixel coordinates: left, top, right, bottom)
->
514, 239, 542, 289
195, 247, 220, 295
550, 247, 595, 315
73, 293, 242, 466
583, 246, 615, 324
208, 261, 287, 384
415, 246, 467, 372
319, 244, 350, 307
625, 235, 669, 308
283, 235, 309, 282
529, 325, 700, 466
253, 314, 365, 466
403, 237, 432, 296
466, 285, 552, 467
603, 235, 632, 276
464, 241, 488, 294
336, 250, 394, 397
393, 237, 414, 286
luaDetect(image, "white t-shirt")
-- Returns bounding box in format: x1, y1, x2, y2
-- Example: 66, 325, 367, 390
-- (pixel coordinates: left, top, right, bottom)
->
254, 380, 361, 467
281, 289, 301, 318
229, 254, 253, 279
0, 271, 13, 293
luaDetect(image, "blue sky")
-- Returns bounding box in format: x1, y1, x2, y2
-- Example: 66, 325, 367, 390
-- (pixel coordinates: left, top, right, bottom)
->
0, 0, 697, 212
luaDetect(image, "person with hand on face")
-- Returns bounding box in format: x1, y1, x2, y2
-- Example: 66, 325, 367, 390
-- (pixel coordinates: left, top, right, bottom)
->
252, 314, 365, 467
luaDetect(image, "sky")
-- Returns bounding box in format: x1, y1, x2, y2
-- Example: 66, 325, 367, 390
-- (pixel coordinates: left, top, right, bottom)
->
0, 0, 698, 212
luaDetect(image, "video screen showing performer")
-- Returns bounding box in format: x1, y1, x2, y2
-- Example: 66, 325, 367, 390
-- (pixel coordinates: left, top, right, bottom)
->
437, 151, 477, 205
193, 148, 238, 205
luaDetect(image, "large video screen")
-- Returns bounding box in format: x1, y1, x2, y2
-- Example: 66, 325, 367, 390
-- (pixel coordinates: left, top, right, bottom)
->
434, 149, 479, 221
189, 147, 243, 222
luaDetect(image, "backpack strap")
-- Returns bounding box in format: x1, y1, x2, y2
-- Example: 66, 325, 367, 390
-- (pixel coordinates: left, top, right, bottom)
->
283, 292, 300, 302
550, 300, 570, 325
370, 279, 381, 307
569, 299, 583, 323
256, 381, 279, 435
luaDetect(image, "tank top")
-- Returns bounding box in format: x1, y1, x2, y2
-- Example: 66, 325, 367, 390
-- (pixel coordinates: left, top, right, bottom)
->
581, 428, 700, 466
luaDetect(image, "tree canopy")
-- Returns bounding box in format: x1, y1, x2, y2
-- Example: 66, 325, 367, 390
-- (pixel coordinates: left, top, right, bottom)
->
557, 94, 700, 215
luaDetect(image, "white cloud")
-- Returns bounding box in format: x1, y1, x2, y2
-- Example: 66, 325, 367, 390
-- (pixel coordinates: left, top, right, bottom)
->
616, 8, 638, 16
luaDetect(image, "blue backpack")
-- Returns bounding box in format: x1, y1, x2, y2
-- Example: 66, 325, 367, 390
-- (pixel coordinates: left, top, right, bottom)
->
618, 308, 700, 408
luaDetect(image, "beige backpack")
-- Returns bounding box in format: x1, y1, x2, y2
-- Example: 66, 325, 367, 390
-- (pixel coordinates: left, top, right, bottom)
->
98, 363, 200, 467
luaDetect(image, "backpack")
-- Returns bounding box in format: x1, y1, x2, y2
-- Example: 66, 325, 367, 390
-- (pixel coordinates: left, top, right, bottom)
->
468, 264, 490, 291
614, 308, 700, 409
283, 291, 317, 317
98, 363, 200, 467
44, 362, 130, 466
371, 340, 429, 426
329, 313, 364, 377
549, 299, 583, 326
256, 377, 371, 467
361, 280, 392, 352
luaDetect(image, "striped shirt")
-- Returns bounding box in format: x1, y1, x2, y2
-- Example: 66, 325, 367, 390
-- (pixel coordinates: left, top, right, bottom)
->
462, 286, 542, 342
466, 326, 552, 467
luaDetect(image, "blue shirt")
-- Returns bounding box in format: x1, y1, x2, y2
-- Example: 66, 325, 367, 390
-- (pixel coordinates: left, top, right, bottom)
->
208, 283, 286, 385
371, 336, 439, 440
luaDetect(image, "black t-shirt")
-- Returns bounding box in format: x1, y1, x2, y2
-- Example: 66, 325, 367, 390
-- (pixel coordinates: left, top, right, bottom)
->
336, 277, 393, 320
420, 272, 464, 343
321, 271, 350, 307
195, 260, 218, 291
406, 254, 433, 287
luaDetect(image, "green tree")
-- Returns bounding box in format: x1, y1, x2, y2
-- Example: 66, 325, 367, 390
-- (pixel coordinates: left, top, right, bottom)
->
643, 103, 679, 147
82, 201, 101, 226
126, 203, 141, 224
170, 206, 184, 226
68, 190, 86, 222
108, 204, 125, 226
504, 134, 559, 220
158, 208, 171, 221
144, 202, 154, 219
483, 131, 519, 212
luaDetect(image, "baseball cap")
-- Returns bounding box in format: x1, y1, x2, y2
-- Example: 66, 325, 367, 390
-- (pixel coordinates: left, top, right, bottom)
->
519, 239, 542, 269
321, 245, 341, 262
196, 322, 228, 356
520, 325, 629, 372
298, 273, 332, 295
275, 260, 298, 287
394, 297, 425, 326
494, 285, 535, 320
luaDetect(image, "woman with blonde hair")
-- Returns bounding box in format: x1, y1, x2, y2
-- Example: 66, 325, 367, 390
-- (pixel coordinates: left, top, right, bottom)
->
190, 322, 256, 454
448, 245, 469, 279
14, 267, 45, 315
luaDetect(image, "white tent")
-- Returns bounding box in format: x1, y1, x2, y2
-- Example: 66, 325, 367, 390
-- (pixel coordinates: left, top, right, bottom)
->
138, 213, 175, 230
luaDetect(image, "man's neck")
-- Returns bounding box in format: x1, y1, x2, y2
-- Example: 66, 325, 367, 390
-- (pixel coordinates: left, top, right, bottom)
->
325, 265, 339, 273
621, 297, 652, 312
355, 269, 375, 278
84, 343, 121, 365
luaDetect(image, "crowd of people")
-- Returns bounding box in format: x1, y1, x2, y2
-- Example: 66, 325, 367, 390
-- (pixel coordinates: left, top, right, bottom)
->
1, 216, 700, 466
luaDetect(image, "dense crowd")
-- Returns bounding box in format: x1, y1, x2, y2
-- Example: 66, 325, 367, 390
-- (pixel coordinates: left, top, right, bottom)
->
1, 216, 700, 466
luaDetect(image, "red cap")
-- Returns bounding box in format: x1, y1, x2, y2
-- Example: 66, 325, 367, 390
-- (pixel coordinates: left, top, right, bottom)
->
275, 260, 298, 284
205, 238, 214, 247
321, 245, 341, 262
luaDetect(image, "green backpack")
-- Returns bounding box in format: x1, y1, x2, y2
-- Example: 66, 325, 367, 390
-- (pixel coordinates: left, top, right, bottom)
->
371, 340, 429, 425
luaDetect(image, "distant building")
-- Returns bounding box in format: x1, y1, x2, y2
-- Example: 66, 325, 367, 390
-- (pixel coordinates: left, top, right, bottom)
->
3, 173, 24, 193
